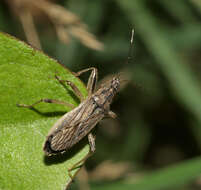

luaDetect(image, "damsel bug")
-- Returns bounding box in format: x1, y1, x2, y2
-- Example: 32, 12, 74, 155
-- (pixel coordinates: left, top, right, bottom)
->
17, 29, 134, 181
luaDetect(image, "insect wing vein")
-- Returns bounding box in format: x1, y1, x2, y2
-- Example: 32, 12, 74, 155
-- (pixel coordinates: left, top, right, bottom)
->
71, 112, 104, 146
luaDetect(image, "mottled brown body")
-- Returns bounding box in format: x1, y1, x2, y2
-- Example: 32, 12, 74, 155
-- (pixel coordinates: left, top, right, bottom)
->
44, 77, 120, 155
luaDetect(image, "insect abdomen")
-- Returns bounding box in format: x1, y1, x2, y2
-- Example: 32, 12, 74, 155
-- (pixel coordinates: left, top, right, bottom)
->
43, 99, 104, 155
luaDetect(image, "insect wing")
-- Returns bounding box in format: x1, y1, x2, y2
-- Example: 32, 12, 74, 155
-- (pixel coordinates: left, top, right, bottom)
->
70, 112, 104, 147
49, 112, 104, 153
44, 100, 105, 154
43, 103, 87, 155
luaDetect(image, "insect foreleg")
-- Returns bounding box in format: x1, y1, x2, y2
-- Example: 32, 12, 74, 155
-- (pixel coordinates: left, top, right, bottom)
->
88, 133, 96, 153
17, 99, 75, 109
68, 133, 96, 180
107, 111, 117, 119
55, 75, 84, 102
74, 67, 98, 95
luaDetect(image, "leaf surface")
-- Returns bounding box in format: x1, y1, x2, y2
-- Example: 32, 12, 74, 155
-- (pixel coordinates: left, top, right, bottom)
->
0, 33, 89, 190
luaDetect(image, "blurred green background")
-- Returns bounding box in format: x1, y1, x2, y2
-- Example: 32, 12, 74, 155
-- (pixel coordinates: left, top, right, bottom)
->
1, 0, 201, 189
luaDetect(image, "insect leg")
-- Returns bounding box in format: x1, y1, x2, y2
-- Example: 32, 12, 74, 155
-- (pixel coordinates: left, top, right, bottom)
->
74, 67, 98, 95
55, 75, 84, 102
68, 133, 96, 180
107, 111, 117, 119
88, 132, 96, 153
17, 99, 75, 109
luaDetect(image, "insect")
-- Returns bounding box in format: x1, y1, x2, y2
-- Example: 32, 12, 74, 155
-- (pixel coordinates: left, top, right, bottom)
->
17, 67, 119, 175
17, 29, 134, 180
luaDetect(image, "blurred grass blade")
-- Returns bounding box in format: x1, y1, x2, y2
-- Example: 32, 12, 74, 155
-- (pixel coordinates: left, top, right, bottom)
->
93, 156, 201, 190
159, 0, 196, 23
0, 32, 89, 190
117, 0, 201, 124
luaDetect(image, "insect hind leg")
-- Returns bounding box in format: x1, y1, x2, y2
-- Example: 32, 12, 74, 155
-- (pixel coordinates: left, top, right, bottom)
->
68, 133, 96, 180
17, 98, 75, 109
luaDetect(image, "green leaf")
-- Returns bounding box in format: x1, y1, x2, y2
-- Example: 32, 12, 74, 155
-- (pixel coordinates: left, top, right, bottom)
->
0, 32, 89, 190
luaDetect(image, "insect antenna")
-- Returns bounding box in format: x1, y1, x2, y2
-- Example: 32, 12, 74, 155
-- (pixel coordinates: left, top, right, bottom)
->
126, 28, 135, 65
117, 28, 135, 85
99, 29, 135, 89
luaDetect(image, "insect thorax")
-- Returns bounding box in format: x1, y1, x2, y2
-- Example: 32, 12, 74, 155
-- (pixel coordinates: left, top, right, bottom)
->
92, 77, 120, 110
